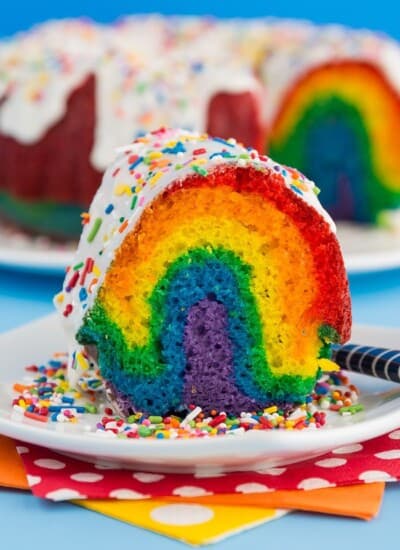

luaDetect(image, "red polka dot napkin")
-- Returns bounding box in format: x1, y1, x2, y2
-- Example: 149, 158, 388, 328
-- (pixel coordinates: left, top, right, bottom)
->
0, 435, 383, 520
17, 429, 400, 501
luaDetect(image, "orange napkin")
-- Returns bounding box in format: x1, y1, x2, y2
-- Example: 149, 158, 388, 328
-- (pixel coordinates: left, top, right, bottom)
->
160, 483, 384, 520
0, 435, 29, 490
0, 435, 384, 520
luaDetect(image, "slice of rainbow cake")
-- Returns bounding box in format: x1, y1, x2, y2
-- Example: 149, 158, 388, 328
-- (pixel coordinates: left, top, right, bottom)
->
55, 128, 351, 416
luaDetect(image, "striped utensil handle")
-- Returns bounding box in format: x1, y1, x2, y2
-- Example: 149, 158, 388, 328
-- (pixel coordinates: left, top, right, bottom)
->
332, 343, 400, 383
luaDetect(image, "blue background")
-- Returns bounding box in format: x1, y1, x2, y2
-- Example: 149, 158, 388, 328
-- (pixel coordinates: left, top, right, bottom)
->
1, 1, 400, 548
1, 1, 400, 39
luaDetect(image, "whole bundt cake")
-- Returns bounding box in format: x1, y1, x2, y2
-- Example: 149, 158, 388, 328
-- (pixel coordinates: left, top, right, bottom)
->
2, 17, 400, 237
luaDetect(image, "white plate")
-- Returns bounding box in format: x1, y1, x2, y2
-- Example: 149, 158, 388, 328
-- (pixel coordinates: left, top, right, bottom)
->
0, 315, 400, 473
0, 246, 73, 275
1, 222, 400, 275
337, 222, 400, 274
0, 223, 74, 274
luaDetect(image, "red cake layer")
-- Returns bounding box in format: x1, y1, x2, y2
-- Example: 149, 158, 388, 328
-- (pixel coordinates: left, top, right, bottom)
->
207, 91, 264, 153
0, 75, 101, 208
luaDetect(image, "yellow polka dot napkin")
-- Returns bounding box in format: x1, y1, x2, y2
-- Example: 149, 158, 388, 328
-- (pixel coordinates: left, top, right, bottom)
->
77, 499, 287, 546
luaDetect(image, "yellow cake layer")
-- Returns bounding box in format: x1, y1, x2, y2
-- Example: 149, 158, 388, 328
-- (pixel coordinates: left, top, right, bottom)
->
99, 184, 321, 379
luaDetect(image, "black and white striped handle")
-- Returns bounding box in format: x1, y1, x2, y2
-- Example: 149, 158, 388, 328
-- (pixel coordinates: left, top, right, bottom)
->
332, 344, 400, 383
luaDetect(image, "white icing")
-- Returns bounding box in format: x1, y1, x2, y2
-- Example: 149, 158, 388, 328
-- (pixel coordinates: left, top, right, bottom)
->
0, 71, 88, 143
0, 17, 264, 170
91, 50, 262, 170
53, 128, 335, 384
90, 16, 266, 169
0, 20, 104, 143
260, 23, 400, 123
2, 17, 400, 169
379, 39, 400, 92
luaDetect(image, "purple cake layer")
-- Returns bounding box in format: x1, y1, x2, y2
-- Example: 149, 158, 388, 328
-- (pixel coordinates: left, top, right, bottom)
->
104, 298, 266, 415
183, 298, 261, 412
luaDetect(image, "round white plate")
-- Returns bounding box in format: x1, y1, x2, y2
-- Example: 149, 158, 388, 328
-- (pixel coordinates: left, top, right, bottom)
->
0, 223, 75, 274
0, 315, 400, 473
337, 222, 400, 274
0, 222, 399, 275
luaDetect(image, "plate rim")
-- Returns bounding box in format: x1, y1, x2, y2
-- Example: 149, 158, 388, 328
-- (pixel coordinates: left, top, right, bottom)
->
1, 314, 400, 466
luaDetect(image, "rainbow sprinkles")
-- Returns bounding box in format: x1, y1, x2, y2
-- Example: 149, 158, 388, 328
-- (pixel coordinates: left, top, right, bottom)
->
55, 128, 351, 418
11, 354, 363, 437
